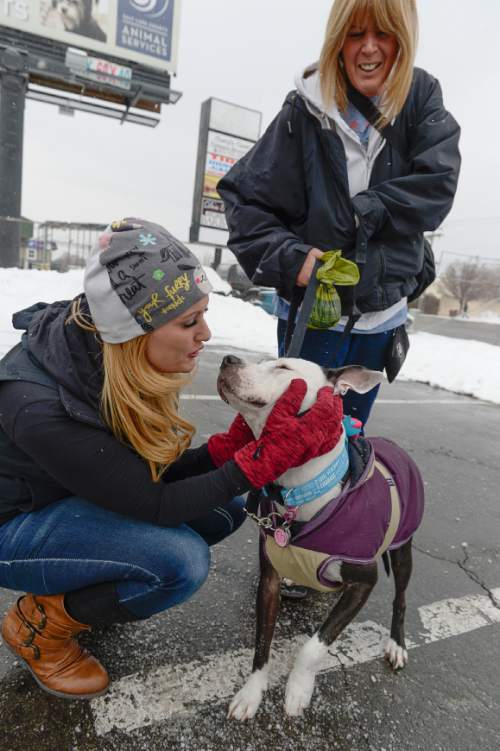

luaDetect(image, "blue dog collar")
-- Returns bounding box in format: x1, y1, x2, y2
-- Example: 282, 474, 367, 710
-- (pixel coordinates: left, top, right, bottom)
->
277, 443, 349, 508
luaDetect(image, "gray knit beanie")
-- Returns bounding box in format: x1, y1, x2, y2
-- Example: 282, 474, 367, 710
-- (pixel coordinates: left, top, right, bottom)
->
84, 218, 212, 343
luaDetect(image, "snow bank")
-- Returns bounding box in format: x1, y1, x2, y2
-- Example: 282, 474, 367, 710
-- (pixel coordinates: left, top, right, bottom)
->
1, 268, 499, 404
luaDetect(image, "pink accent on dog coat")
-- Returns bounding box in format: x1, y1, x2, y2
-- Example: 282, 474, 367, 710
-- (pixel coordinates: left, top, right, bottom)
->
260, 438, 424, 591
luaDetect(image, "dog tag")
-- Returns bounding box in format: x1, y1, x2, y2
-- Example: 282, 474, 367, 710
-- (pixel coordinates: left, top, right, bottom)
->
274, 527, 290, 548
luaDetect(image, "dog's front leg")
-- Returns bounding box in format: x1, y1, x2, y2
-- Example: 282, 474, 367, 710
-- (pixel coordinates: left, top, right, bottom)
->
285, 564, 377, 716
228, 555, 281, 721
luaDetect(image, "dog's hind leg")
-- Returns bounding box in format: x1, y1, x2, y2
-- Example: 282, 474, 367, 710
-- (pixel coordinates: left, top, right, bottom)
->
384, 538, 413, 670
228, 556, 281, 721
285, 563, 378, 716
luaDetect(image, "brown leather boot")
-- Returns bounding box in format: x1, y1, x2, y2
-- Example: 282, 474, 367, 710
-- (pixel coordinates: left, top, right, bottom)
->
1, 593, 109, 699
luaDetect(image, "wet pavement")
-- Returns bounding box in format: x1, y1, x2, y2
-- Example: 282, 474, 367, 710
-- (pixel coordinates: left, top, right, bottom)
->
1, 345, 499, 751
411, 311, 500, 346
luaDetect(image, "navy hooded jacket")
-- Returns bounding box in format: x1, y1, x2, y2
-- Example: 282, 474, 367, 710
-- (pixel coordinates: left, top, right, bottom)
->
0, 299, 250, 527
218, 67, 461, 310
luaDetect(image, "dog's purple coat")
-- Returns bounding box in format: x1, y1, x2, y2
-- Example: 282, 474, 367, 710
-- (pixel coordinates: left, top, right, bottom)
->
260, 437, 424, 569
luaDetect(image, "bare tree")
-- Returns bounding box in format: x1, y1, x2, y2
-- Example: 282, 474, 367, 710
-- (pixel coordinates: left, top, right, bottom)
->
440, 260, 493, 313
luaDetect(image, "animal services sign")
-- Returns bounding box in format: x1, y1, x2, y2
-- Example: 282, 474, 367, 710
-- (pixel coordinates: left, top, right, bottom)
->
0, 0, 180, 73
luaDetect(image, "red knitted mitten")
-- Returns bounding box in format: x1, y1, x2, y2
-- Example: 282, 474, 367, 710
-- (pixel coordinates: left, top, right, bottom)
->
207, 413, 254, 467
234, 379, 343, 488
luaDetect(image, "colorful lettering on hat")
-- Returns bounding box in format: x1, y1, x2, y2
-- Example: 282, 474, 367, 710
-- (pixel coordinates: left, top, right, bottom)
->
137, 292, 164, 324
164, 272, 190, 303
152, 269, 165, 281
139, 233, 157, 247
160, 296, 186, 315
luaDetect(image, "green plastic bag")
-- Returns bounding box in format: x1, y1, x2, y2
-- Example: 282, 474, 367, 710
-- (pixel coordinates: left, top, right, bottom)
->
308, 250, 360, 330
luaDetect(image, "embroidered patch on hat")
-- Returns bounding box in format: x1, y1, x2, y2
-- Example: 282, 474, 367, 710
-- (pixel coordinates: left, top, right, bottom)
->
110, 220, 143, 232
193, 265, 212, 294
98, 233, 112, 250
152, 269, 165, 281
139, 233, 157, 247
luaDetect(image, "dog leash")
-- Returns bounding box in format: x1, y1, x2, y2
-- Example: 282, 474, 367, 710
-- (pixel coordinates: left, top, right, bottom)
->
283, 260, 320, 357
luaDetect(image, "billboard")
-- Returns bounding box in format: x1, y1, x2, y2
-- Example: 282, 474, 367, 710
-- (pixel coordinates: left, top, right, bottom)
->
190, 98, 261, 246
0, 0, 180, 73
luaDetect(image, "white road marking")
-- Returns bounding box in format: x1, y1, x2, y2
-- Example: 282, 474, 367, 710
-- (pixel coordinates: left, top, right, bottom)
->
91, 587, 500, 736
181, 394, 220, 400
373, 399, 482, 405
180, 395, 480, 404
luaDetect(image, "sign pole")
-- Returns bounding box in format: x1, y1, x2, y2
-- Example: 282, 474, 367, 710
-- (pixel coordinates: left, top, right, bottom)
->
0, 47, 27, 268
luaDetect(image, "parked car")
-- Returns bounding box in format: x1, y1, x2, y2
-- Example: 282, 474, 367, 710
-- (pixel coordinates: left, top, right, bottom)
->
225, 264, 278, 314
226, 263, 259, 299
253, 289, 277, 315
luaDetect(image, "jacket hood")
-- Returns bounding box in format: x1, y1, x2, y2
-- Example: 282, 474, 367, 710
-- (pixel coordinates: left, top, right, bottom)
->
12, 297, 103, 412
294, 63, 340, 120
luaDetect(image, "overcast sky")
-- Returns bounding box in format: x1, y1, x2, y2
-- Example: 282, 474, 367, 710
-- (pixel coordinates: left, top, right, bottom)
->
21, 0, 500, 268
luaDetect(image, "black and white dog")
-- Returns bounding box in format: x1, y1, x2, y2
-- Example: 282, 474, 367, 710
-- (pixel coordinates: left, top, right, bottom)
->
49, 0, 107, 41
217, 355, 424, 719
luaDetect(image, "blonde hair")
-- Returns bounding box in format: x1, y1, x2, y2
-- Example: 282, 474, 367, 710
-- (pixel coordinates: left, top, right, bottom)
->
67, 296, 195, 482
318, 0, 418, 126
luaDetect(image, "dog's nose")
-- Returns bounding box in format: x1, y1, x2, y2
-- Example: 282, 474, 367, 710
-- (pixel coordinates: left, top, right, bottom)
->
221, 355, 242, 368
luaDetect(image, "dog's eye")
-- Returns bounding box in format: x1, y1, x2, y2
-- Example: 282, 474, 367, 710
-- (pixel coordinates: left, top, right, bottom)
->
276, 365, 291, 371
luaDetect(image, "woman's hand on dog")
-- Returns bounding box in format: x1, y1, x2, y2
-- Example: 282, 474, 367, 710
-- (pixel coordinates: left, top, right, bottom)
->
207, 414, 254, 467
234, 379, 344, 488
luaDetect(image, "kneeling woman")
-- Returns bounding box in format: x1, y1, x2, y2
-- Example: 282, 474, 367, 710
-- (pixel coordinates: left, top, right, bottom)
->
0, 219, 340, 699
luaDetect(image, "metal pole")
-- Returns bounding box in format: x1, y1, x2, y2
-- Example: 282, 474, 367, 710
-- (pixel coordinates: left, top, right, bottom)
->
43, 223, 49, 269
211, 246, 222, 271
0, 47, 28, 268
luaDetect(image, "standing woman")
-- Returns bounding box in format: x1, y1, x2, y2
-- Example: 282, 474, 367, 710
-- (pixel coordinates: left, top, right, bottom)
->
0, 219, 341, 698
219, 0, 461, 426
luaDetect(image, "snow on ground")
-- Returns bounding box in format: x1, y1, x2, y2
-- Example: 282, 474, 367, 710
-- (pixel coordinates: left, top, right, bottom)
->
0, 268, 499, 404
207, 293, 277, 353
203, 266, 232, 296
420, 311, 500, 325
399, 332, 499, 404
0, 267, 276, 357
458, 312, 500, 325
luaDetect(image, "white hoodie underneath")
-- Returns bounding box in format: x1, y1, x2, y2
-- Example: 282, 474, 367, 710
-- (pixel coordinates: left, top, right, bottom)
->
285, 65, 408, 333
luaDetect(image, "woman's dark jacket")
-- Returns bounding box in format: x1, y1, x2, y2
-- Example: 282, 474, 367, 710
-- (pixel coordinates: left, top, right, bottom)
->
0, 299, 250, 527
218, 67, 461, 311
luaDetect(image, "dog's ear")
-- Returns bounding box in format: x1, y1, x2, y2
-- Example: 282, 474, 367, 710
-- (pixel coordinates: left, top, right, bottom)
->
325, 365, 385, 396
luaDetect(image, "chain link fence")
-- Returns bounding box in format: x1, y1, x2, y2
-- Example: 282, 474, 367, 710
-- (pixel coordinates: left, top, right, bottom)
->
0, 216, 106, 270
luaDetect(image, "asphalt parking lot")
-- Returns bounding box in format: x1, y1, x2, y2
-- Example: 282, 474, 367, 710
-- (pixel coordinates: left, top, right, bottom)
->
1, 344, 499, 751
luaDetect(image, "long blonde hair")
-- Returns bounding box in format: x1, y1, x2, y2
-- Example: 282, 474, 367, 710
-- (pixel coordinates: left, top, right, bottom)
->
67, 297, 195, 481
318, 0, 418, 126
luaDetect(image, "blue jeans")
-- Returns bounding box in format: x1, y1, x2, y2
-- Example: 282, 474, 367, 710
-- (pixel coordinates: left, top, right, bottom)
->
277, 318, 391, 426
0, 496, 246, 619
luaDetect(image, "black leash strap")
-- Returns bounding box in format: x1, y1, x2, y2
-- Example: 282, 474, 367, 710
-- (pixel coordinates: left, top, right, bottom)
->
283, 287, 304, 356
285, 259, 320, 357
346, 82, 406, 158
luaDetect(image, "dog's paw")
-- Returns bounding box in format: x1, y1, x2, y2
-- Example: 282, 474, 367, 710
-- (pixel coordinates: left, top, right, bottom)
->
285, 669, 315, 716
384, 638, 408, 670
227, 671, 267, 721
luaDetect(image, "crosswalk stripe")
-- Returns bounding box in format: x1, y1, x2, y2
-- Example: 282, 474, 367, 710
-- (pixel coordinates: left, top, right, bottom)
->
91, 586, 500, 736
